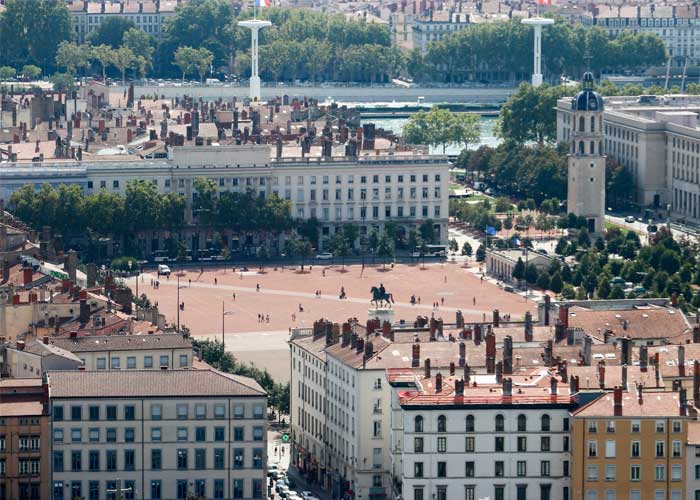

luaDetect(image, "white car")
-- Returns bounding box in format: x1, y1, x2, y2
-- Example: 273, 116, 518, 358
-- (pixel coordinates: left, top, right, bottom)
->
315, 252, 333, 260
157, 264, 171, 276
300, 492, 314, 500
279, 486, 290, 497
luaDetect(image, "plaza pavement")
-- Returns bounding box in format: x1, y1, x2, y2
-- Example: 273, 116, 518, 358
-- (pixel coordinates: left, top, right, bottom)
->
127, 261, 536, 382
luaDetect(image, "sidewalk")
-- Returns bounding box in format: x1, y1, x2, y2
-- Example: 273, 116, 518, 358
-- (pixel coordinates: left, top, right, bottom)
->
286, 466, 333, 500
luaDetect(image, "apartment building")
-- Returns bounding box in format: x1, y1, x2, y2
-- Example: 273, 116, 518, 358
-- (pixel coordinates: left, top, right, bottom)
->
49, 333, 193, 370
47, 369, 268, 500
571, 387, 689, 500
0, 144, 450, 247
413, 12, 472, 54
388, 369, 574, 500
0, 378, 50, 500
67, 0, 178, 43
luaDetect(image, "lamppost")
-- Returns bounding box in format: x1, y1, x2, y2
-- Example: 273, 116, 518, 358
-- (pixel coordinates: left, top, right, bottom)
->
222, 301, 235, 352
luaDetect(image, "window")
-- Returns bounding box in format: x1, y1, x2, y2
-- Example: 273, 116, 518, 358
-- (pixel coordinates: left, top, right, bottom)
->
195, 448, 206, 469
151, 449, 162, 470
253, 426, 264, 441
588, 421, 598, 433
631, 464, 641, 481
215, 448, 225, 469
151, 427, 161, 441
53, 429, 63, 442
494, 486, 504, 500
631, 440, 640, 457
159, 355, 169, 367
106, 450, 116, 471
124, 449, 135, 470
177, 449, 188, 469
605, 440, 616, 458
234, 404, 245, 418
195, 404, 206, 419
233, 427, 244, 441
656, 420, 666, 433
71, 428, 81, 442
414, 461, 424, 478
588, 440, 598, 457
124, 405, 135, 420
373, 420, 382, 437
465, 415, 475, 432
606, 420, 615, 433
673, 420, 682, 433
672, 440, 682, 458
465, 436, 475, 452
89, 406, 99, 421
436, 415, 447, 432
233, 480, 244, 499
106, 406, 117, 420
495, 461, 504, 477
656, 441, 665, 457
541, 436, 550, 451
671, 464, 682, 481
465, 461, 475, 477
233, 448, 244, 468
110, 357, 120, 369
495, 414, 504, 431
70, 450, 83, 472
655, 464, 665, 481
517, 414, 527, 431
495, 436, 504, 452
177, 404, 188, 419
214, 404, 225, 418
54, 406, 64, 421
127, 356, 136, 369
517, 485, 527, 500
71, 406, 82, 421
177, 480, 188, 500
605, 464, 616, 481
436, 436, 447, 453
437, 461, 446, 477
541, 461, 551, 477
144, 356, 153, 368
517, 460, 527, 477
53, 451, 64, 472
124, 427, 135, 442
177, 427, 188, 441
196, 427, 206, 442
631, 420, 640, 433
541, 414, 550, 431
151, 404, 162, 420
517, 436, 527, 452
414, 415, 424, 432
587, 465, 598, 480
414, 437, 424, 453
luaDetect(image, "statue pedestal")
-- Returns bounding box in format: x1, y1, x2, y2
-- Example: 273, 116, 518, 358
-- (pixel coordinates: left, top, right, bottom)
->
368, 308, 395, 325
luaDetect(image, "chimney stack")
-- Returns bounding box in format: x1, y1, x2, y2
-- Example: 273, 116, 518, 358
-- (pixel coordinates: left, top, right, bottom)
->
502, 377, 512, 397
694, 324, 700, 343
637, 383, 644, 404
458, 342, 466, 367
680, 387, 688, 416
463, 363, 470, 384
598, 360, 606, 389
543, 294, 551, 326
492, 309, 500, 327
694, 361, 700, 406
550, 377, 558, 396
620, 337, 631, 365
424, 358, 431, 379
454, 379, 464, 397
621, 364, 628, 390
679, 345, 686, 377
435, 373, 442, 392
503, 336, 513, 374
412, 344, 420, 368
559, 305, 569, 328
640, 345, 648, 372
449, 362, 455, 376
613, 386, 623, 416
524, 311, 533, 342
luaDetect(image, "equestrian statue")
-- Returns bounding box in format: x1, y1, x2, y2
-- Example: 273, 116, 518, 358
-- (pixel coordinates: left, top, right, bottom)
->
370, 283, 394, 308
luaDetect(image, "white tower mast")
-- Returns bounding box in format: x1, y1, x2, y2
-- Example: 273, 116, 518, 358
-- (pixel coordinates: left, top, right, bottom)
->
521, 17, 554, 87
238, 4, 271, 103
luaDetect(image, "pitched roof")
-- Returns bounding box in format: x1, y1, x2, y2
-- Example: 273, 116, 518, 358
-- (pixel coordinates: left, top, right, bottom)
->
48, 369, 266, 398
573, 390, 685, 418
0, 401, 45, 417
50, 333, 191, 352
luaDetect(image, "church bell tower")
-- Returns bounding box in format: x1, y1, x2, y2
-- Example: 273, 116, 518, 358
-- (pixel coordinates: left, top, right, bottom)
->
567, 72, 606, 235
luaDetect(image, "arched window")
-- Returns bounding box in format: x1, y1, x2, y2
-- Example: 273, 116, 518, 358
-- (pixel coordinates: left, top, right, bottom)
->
414, 415, 423, 433
495, 414, 505, 432
579, 141, 585, 154
541, 414, 551, 431
465, 415, 475, 432
590, 141, 595, 154
437, 415, 447, 433
517, 414, 527, 432
579, 116, 585, 132
590, 116, 596, 132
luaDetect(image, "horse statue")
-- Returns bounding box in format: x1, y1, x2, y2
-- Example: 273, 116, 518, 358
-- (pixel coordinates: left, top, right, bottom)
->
370, 285, 394, 308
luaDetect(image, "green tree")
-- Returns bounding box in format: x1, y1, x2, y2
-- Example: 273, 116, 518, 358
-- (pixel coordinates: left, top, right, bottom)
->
196, 47, 215, 83
524, 263, 539, 285
404, 106, 480, 153
174, 46, 200, 82
112, 46, 136, 84
419, 219, 435, 244
497, 83, 574, 143
87, 17, 136, 47
549, 272, 564, 293
561, 284, 576, 299
536, 272, 550, 290
475, 244, 486, 262
449, 238, 458, 253
0, 0, 73, 72
376, 233, 394, 269
512, 257, 525, 281
0, 66, 16, 80
20, 64, 41, 80
56, 42, 91, 75
609, 284, 626, 299
332, 232, 351, 269
597, 276, 611, 299
89, 45, 114, 83
123, 28, 156, 78
461, 241, 472, 257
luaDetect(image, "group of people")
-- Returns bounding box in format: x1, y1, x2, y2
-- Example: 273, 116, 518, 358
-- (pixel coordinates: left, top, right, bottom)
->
258, 314, 270, 323
150, 279, 160, 289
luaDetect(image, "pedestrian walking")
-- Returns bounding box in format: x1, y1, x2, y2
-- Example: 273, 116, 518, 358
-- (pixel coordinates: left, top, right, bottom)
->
214, 277, 217, 285
232, 292, 236, 301
256, 284, 260, 292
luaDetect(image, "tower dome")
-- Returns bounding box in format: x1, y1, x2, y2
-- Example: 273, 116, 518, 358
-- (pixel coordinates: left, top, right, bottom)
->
572, 72, 604, 112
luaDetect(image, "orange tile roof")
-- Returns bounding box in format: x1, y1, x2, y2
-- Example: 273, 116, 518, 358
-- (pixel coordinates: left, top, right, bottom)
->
0, 401, 44, 417
574, 391, 685, 418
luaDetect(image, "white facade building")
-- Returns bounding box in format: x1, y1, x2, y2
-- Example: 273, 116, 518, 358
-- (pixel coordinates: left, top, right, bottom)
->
388, 371, 573, 500
48, 369, 268, 500
0, 145, 450, 248
413, 12, 472, 54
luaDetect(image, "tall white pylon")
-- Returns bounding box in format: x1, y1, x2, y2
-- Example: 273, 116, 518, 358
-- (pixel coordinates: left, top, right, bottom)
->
238, 18, 272, 102
521, 17, 554, 87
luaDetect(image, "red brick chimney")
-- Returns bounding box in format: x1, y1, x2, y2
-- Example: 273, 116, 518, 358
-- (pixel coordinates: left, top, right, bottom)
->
613, 386, 623, 416
425, 358, 431, 379
435, 372, 442, 392
598, 360, 606, 389
23, 267, 33, 285
412, 344, 420, 368
559, 305, 569, 329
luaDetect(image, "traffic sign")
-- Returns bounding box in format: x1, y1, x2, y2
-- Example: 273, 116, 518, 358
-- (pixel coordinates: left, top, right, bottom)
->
281, 433, 290, 442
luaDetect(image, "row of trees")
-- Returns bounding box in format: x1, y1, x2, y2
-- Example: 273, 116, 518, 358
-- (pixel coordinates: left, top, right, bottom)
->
403, 107, 481, 153
0, 0, 669, 84
410, 18, 667, 84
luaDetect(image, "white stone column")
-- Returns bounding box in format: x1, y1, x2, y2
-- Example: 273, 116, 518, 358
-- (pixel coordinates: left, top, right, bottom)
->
238, 19, 272, 102
521, 18, 554, 87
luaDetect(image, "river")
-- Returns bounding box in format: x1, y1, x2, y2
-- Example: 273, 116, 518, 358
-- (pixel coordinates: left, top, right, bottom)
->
363, 115, 500, 155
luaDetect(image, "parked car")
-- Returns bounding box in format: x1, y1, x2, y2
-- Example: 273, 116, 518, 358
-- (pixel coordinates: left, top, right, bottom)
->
315, 252, 333, 260
267, 464, 279, 478
625, 215, 635, 223
157, 264, 171, 276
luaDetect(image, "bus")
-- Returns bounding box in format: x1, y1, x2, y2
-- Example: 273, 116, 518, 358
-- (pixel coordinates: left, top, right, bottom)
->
412, 244, 447, 257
